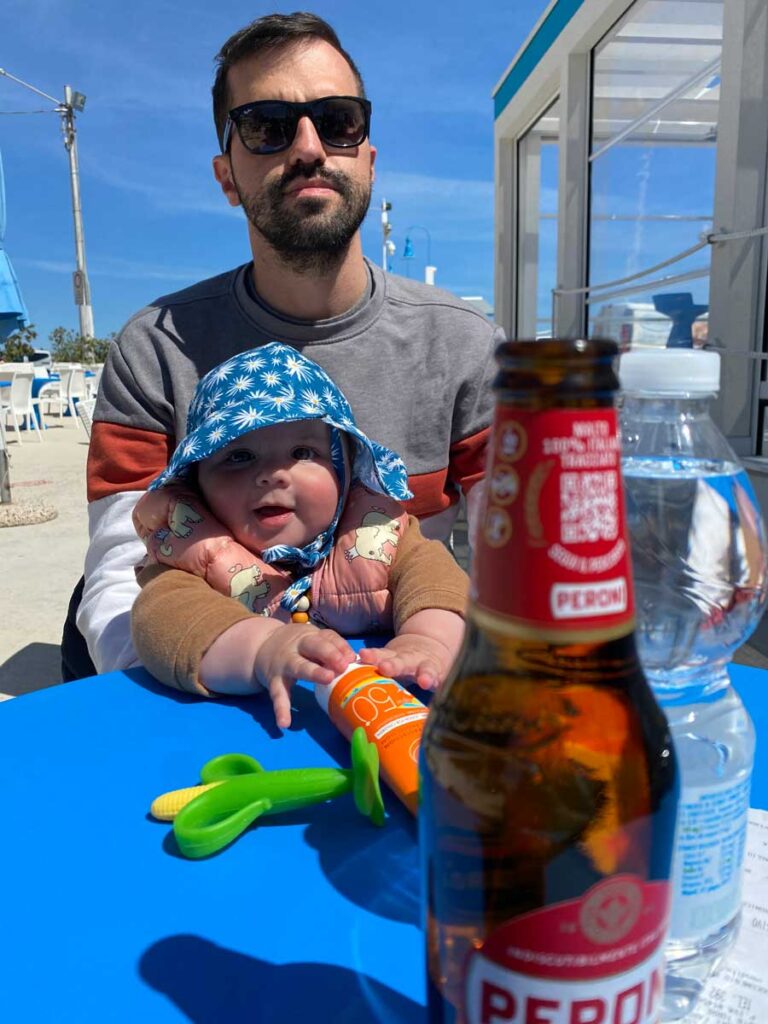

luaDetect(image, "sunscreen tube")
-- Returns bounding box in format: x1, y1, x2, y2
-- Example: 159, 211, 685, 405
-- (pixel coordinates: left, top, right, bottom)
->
315, 663, 427, 815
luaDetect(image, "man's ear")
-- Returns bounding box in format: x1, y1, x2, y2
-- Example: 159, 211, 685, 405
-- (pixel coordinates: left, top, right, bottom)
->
369, 144, 377, 185
213, 154, 241, 208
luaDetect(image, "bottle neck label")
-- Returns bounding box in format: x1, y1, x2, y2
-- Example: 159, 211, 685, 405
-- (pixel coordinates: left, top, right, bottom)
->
465, 876, 670, 1024
473, 407, 635, 640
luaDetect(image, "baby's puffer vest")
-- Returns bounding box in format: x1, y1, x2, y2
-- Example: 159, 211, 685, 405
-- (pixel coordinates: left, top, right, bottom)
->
148, 484, 409, 635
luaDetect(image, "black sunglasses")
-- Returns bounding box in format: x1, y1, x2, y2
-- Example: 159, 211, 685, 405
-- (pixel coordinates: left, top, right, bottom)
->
222, 95, 372, 155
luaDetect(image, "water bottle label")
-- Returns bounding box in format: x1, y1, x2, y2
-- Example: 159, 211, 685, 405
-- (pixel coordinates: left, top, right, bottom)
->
473, 408, 635, 639
670, 775, 751, 939
465, 876, 670, 1023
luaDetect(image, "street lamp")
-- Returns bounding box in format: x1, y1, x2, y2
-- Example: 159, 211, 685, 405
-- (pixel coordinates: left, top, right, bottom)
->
0, 67, 95, 339
403, 224, 435, 285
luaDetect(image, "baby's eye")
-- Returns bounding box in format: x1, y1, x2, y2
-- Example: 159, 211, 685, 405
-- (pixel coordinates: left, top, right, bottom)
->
292, 445, 317, 461
224, 449, 255, 465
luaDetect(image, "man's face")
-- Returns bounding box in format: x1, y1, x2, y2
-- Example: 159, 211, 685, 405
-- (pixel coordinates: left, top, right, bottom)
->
213, 39, 376, 271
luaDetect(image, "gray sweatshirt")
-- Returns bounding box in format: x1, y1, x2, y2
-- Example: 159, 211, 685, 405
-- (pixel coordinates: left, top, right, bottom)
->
79, 259, 502, 672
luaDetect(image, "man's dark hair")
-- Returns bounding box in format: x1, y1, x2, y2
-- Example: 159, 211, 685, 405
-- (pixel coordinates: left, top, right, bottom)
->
212, 11, 366, 149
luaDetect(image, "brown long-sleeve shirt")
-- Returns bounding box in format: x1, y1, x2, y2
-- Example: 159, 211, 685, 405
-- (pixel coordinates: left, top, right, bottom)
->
132, 515, 468, 695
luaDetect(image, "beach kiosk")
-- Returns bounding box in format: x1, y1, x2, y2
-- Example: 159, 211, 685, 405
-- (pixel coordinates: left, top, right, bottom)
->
493, 0, 768, 644
492, 0, 768, 445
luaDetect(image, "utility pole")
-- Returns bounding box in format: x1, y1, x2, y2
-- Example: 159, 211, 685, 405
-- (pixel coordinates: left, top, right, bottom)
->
0, 68, 94, 339
62, 85, 94, 339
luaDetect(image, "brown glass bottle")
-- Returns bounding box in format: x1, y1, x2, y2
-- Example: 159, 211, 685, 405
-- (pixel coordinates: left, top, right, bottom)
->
419, 339, 679, 1024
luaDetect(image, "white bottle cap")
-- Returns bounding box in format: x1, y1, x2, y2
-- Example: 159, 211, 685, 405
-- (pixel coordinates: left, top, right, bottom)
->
314, 674, 335, 713
618, 349, 721, 396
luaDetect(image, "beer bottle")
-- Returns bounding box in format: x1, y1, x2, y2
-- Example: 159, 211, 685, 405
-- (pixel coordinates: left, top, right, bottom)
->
419, 339, 679, 1024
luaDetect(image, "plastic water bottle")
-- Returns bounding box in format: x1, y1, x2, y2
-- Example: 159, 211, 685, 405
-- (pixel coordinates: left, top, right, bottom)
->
618, 348, 767, 1020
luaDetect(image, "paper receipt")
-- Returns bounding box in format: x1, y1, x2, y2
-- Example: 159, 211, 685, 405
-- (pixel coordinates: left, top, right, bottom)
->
687, 808, 768, 1023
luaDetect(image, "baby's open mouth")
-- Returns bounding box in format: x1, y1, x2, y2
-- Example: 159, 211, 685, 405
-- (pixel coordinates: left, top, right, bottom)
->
255, 505, 294, 522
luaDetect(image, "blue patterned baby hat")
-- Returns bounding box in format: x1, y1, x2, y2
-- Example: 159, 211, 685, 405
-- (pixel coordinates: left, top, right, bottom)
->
148, 342, 412, 611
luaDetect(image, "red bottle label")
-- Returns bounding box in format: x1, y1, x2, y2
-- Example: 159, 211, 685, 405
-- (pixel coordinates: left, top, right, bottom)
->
466, 876, 670, 1024
473, 408, 635, 638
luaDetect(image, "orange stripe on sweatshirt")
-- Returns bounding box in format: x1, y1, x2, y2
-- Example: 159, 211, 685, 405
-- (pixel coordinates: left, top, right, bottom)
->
450, 426, 490, 493
87, 422, 176, 502
403, 427, 490, 518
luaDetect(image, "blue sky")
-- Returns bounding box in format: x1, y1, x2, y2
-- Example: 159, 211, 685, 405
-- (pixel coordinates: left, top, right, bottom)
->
0, 0, 548, 346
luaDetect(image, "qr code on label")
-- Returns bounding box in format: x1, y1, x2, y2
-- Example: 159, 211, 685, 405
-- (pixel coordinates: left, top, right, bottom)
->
560, 471, 618, 543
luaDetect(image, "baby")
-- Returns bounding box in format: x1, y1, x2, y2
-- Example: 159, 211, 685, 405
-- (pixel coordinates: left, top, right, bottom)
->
131, 343, 469, 727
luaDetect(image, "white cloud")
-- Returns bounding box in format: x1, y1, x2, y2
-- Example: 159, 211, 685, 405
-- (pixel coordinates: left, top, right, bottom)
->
16, 255, 217, 282
2, 0, 211, 118
370, 171, 495, 244
84, 158, 237, 217
14, 258, 72, 275
376, 170, 493, 204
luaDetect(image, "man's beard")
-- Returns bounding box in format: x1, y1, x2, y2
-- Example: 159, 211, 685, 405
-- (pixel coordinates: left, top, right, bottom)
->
234, 161, 371, 274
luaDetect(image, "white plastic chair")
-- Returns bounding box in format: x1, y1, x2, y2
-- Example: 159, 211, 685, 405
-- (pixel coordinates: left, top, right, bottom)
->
85, 364, 104, 400
0, 370, 42, 443
40, 366, 87, 427
69, 367, 88, 422
76, 398, 97, 437
36, 373, 65, 419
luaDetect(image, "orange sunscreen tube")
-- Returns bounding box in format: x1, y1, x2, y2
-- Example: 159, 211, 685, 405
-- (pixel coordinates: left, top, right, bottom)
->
315, 663, 427, 815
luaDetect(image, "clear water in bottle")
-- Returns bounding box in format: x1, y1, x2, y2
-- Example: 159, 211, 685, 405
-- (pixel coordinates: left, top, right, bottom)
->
623, 457, 766, 690
622, 452, 762, 1019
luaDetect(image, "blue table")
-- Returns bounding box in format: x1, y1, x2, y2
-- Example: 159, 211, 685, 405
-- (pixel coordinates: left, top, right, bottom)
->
0, 662, 764, 1023
32, 373, 59, 396
0, 659, 423, 1023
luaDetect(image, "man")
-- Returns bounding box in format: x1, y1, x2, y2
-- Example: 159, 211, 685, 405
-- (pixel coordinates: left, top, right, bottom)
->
68, 12, 502, 677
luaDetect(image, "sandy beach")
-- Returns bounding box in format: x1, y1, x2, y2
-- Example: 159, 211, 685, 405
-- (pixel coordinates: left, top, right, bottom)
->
0, 416, 89, 697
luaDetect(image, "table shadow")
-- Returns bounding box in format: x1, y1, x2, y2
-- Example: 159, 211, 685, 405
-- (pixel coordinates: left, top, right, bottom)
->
303, 795, 420, 926
139, 934, 423, 1024
125, 666, 332, 741
0, 642, 63, 696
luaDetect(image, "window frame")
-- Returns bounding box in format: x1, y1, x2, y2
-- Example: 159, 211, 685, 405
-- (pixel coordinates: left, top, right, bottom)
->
515, 96, 562, 338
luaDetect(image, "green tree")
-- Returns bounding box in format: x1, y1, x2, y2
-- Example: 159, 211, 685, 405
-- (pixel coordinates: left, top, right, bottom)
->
0, 323, 38, 362
48, 326, 115, 364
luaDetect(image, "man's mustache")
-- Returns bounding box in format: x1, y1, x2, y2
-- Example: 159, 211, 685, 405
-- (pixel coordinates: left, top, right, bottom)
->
279, 162, 350, 194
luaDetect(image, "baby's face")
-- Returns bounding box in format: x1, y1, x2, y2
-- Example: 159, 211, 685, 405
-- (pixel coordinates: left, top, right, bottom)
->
197, 419, 340, 553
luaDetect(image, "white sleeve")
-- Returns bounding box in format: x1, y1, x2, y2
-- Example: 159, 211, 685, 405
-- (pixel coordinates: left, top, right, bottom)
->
76, 490, 145, 672
464, 478, 486, 552
418, 480, 486, 554
418, 504, 459, 544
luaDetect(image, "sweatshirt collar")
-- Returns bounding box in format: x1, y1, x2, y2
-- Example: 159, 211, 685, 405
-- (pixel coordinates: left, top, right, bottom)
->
233, 258, 384, 344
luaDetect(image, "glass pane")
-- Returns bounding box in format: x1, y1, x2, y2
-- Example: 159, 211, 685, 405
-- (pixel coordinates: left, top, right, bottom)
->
587, 0, 722, 349
516, 98, 560, 339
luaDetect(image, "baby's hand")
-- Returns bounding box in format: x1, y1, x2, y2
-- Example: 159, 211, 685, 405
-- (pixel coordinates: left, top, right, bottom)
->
357, 634, 455, 692
254, 624, 356, 728
133, 489, 174, 541
132, 485, 206, 546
